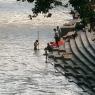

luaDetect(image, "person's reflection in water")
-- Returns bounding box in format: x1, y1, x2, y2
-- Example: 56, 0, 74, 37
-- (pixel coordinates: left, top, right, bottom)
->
44, 48, 48, 63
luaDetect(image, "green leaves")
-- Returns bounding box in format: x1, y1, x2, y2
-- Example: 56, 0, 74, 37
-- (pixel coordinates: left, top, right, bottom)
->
17, 0, 63, 16
69, 0, 95, 24
27, 0, 34, 3
17, 0, 95, 22
32, 0, 54, 14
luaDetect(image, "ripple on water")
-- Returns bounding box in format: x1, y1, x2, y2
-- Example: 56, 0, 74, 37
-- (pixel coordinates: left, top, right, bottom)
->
0, 0, 89, 94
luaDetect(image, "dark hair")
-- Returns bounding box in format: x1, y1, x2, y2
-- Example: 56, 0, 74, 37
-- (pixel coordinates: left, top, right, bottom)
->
36, 40, 38, 42
47, 43, 49, 46
53, 28, 56, 31
57, 26, 59, 29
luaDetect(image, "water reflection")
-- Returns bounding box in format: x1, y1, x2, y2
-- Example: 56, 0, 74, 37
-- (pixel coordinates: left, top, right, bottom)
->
0, 0, 72, 25
0, 0, 89, 95
0, 24, 89, 95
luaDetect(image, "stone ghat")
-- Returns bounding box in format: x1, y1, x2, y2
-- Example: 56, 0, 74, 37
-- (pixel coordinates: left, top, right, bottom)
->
48, 30, 95, 95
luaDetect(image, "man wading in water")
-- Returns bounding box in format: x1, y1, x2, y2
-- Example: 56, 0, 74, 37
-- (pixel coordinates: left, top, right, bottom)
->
34, 40, 39, 50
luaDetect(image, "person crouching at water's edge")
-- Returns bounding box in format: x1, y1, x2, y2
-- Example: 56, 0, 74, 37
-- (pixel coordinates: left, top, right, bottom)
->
34, 40, 39, 50
44, 43, 53, 63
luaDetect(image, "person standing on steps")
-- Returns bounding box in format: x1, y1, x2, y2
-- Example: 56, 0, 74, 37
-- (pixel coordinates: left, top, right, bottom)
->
56, 26, 61, 38
54, 28, 60, 47
34, 40, 39, 50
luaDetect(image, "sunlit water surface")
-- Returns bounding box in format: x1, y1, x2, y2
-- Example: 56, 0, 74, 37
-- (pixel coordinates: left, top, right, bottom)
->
0, 0, 89, 95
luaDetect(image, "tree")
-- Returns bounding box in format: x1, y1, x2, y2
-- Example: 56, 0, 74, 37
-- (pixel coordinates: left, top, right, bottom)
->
17, 0, 95, 24
69, 0, 95, 24
17, 0, 63, 16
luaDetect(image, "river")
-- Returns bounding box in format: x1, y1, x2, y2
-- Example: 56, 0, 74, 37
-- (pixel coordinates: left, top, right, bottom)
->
0, 0, 89, 95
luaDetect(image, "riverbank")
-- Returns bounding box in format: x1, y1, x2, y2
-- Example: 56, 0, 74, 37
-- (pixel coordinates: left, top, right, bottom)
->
0, 23, 87, 95
47, 19, 95, 95
0, 0, 91, 94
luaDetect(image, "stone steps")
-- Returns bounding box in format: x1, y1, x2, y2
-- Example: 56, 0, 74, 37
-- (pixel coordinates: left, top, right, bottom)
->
80, 32, 95, 59
86, 30, 95, 52
75, 35, 95, 66
48, 30, 95, 94
70, 38, 95, 73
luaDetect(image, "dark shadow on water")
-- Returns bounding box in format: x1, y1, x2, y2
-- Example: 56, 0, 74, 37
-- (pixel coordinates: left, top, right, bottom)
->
34, 50, 42, 56
33, 48, 45, 56
33, 49, 41, 56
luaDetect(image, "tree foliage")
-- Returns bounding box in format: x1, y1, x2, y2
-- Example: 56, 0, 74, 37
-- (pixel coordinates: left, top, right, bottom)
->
18, 0, 63, 14
17, 0, 95, 24
69, 0, 95, 24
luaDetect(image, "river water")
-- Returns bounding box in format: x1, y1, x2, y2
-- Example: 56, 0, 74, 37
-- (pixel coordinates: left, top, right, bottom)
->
0, 0, 89, 95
